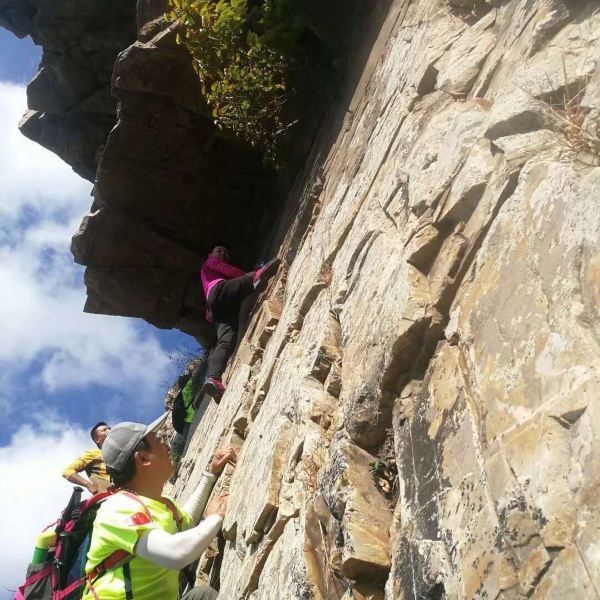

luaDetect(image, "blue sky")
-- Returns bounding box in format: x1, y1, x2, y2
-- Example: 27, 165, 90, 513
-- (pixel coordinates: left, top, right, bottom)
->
0, 29, 198, 595
0, 31, 40, 83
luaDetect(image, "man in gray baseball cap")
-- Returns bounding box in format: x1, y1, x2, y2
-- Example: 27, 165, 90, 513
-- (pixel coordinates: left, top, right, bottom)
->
80, 414, 236, 600
102, 414, 168, 473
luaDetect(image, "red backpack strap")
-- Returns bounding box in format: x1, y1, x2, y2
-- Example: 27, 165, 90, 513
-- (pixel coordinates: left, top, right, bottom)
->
53, 549, 134, 600
161, 497, 184, 532
78, 493, 146, 599
79, 549, 134, 600
110, 491, 182, 531
14, 564, 53, 600
90, 549, 132, 578
87, 488, 115, 505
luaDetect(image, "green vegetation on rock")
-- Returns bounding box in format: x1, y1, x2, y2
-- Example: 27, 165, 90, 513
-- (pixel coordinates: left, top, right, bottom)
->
167, 0, 305, 163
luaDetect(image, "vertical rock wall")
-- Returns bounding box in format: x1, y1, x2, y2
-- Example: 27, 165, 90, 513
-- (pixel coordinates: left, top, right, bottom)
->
174, 0, 600, 598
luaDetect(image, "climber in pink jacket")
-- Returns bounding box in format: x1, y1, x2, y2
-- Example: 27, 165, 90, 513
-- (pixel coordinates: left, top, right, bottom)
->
200, 244, 280, 400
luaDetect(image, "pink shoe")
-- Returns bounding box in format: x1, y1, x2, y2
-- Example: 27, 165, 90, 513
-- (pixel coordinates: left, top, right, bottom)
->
203, 377, 225, 402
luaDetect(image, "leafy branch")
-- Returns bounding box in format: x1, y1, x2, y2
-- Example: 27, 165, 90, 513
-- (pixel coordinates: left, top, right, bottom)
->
167, 0, 303, 164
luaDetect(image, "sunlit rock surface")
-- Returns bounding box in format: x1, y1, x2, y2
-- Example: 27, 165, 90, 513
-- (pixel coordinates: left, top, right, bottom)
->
173, 1, 600, 598
3, 0, 599, 596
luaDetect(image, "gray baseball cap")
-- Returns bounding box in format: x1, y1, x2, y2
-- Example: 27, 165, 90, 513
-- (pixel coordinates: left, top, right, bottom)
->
102, 413, 168, 473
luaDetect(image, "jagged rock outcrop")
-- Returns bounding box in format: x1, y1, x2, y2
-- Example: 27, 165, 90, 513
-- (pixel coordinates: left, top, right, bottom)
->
169, 0, 600, 598
3, 0, 137, 180
3, 0, 379, 341
2, 0, 279, 341
74, 8, 289, 341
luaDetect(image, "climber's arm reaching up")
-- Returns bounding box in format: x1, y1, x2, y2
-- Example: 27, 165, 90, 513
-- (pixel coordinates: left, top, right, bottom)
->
205, 255, 247, 279
135, 494, 226, 569
135, 447, 236, 569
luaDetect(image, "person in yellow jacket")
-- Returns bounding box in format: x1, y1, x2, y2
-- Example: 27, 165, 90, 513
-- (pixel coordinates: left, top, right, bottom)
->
62, 421, 111, 494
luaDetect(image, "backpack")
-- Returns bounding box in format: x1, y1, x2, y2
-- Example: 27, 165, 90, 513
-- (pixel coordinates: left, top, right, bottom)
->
172, 388, 192, 435
172, 360, 207, 434
15, 487, 185, 600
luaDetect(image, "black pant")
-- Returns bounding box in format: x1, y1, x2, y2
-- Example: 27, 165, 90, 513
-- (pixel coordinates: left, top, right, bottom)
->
181, 585, 218, 599
206, 274, 254, 379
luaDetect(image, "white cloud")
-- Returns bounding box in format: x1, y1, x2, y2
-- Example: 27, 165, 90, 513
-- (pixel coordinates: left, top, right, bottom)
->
0, 240, 170, 396
0, 417, 92, 598
0, 82, 90, 218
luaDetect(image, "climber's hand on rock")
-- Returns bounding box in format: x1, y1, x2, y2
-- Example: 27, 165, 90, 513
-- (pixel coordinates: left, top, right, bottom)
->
208, 447, 237, 475
206, 493, 228, 519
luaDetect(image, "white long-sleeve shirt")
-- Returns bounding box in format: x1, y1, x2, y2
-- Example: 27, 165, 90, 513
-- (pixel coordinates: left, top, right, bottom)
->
135, 471, 222, 569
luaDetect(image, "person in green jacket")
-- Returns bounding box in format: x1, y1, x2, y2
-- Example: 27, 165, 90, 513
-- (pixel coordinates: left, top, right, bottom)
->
181, 377, 197, 426
171, 363, 204, 464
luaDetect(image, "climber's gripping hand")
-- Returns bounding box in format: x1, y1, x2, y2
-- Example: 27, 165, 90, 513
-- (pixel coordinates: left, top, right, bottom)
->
208, 446, 237, 475
205, 493, 229, 519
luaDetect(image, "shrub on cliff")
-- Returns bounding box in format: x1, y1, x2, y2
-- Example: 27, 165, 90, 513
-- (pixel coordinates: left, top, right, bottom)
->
167, 0, 305, 163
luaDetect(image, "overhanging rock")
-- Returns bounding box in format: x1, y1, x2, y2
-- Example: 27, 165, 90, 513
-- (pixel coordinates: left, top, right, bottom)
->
2, 0, 278, 341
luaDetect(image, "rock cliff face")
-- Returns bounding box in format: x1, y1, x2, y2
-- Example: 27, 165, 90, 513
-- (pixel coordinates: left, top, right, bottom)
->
170, 0, 600, 598
4, 0, 600, 597
71, 12, 278, 342
4, 0, 137, 180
